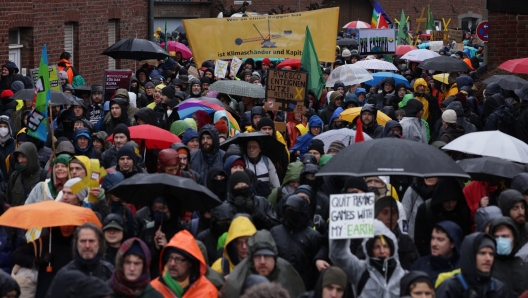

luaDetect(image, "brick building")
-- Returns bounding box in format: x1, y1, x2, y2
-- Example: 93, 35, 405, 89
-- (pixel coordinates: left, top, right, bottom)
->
0, 0, 149, 86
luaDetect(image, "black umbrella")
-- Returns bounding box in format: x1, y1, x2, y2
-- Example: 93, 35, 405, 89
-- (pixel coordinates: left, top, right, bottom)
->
317, 138, 470, 179
457, 157, 526, 180
101, 38, 169, 61
337, 38, 359, 47
418, 56, 471, 72
107, 173, 221, 212
482, 75, 528, 91
12, 89, 76, 105
219, 132, 286, 165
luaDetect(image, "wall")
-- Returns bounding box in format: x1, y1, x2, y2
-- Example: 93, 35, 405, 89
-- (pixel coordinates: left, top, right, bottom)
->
487, 12, 528, 68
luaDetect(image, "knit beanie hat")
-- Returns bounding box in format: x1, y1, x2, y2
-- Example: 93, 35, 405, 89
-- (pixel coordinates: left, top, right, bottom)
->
183, 118, 197, 131
161, 86, 175, 99
64, 177, 89, 201
10, 81, 24, 93
101, 171, 125, 191
375, 196, 399, 218
307, 139, 324, 156
231, 158, 246, 169
343, 177, 369, 192
294, 185, 313, 199
262, 58, 271, 66
144, 82, 155, 89
256, 117, 275, 131
215, 120, 229, 137
229, 171, 251, 191
113, 123, 130, 141
249, 76, 260, 84
117, 145, 137, 164
328, 140, 345, 153
321, 266, 348, 289
59, 71, 69, 80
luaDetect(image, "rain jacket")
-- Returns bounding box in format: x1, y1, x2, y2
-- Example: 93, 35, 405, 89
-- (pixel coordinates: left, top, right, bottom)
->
330, 220, 406, 298
222, 230, 306, 298
360, 105, 384, 139
211, 216, 257, 274
435, 233, 511, 298
400, 116, 428, 143
413, 78, 440, 128
463, 181, 500, 223
474, 206, 503, 232
100, 98, 135, 136
0, 116, 15, 158
190, 124, 225, 180
267, 161, 303, 208
150, 230, 218, 298
498, 190, 528, 246
286, 113, 303, 149
320, 91, 342, 125
402, 178, 436, 239
7, 142, 43, 206
290, 116, 324, 157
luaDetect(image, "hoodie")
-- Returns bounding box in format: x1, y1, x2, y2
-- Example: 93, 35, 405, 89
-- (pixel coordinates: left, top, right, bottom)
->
328, 107, 344, 129
267, 161, 303, 208
382, 120, 402, 138
73, 127, 98, 158
320, 91, 342, 125
399, 271, 433, 297
497, 190, 528, 245
7, 142, 43, 206
359, 104, 384, 139
413, 79, 430, 120
474, 206, 503, 232
290, 116, 324, 157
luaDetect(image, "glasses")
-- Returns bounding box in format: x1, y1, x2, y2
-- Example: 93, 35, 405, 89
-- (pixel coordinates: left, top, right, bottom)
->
167, 256, 187, 264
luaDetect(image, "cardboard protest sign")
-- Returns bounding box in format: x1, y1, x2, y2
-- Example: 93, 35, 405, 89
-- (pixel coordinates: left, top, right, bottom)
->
231, 56, 243, 75
103, 70, 133, 102
31, 65, 61, 92
265, 69, 307, 113
329, 193, 375, 239
452, 43, 465, 52
358, 29, 396, 55
448, 29, 463, 43
214, 60, 229, 78
429, 41, 445, 52
430, 31, 445, 41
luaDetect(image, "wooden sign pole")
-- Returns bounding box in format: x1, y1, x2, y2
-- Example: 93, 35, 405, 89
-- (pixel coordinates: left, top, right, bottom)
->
413, 7, 426, 46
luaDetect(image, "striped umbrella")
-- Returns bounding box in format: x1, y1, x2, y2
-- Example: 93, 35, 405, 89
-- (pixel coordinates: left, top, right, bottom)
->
177, 99, 240, 131
343, 21, 371, 29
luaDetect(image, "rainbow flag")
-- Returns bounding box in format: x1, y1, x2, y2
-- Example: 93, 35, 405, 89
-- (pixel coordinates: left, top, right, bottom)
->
371, 1, 392, 29
27, 44, 50, 142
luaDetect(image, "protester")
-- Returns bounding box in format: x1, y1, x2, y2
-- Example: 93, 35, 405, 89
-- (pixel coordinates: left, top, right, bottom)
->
498, 189, 528, 246
7, 142, 43, 206
400, 271, 435, 298
400, 99, 428, 143
190, 124, 225, 180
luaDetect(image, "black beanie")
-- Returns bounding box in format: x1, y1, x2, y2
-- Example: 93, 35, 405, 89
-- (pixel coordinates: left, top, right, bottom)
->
113, 123, 130, 140
256, 117, 275, 131
117, 145, 137, 164
375, 196, 399, 218
343, 177, 369, 192
404, 99, 424, 118
307, 139, 324, 156
229, 171, 251, 191
161, 86, 176, 99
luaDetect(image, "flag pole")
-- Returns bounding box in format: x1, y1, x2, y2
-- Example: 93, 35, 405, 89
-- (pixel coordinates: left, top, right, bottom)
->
49, 104, 56, 159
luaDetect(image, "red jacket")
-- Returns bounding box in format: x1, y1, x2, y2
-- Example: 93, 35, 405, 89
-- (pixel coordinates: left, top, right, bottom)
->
463, 181, 498, 230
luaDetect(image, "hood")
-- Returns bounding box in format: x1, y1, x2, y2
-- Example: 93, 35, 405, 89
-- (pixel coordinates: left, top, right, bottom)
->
512, 173, 528, 195
413, 78, 429, 93
484, 83, 502, 97
329, 91, 343, 107
282, 161, 303, 186
382, 120, 402, 137
0, 268, 20, 297
14, 142, 40, 174
170, 120, 191, 137
456, 75, 473, 90
382, 77, 396, 90
56, 139, 75, 155
458, 232, 496, 283
160, 230, 207, 278
344, 93, 360, 106
134, 107, 159, 126
308, 115, 323, 129
205, 167, 227, 190
355, 88, 366, 96
404, 99, 423, 117
395, 83, 408, 95
430, 178, 465, 208
250, 106, 266, 119
474, 206, 503, 232
489, 216, 520, 251
498, 189, 527, 217
69, 155, 91, 177
73, 127, 93, 153
483, 93, 505, 118
299, 163, 320, 185
436, 220, 464, 252
223, 155, 243, 178
91, 131, 110, 151
248, 230, 279, 260
211, 203, 237, 223
399, 271, 431, 297
223, 216, 257, 264
199, 124, 220, 153
446, 101, 464, 118
333, 81, 345, 92
181, 128, 199, 145
109, 98, 129, 122
329, 107, 344, 125
114, 238, 151, 280
0, 115, 14, 137
360, 103, 378, 119
361, 219, 400, 262
157, 148, 179, 172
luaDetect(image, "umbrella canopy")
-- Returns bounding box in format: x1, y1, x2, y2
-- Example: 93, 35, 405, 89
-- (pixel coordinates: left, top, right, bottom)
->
174, 24, 186, 35
343, 21, 371, 29
442, 131, 528, 164
354, 59, 398, 71
396, 45, 418, 56
314, 128, 371, 152
177, 99, 240, 131
400, 49, 440, 62
325, 64, 373, 88
457, 157, 526, 180
418, 56, 471, 72
0, 201, 101, 229
12, 89, 76, 106
107, 124, 181, 149
219, 132, 286, 165
209, 80, 265, 98
482, 75, 528, 91
198, 97, 241, 123
316, 138, 470, 179
498, 58, 528, 74
276, 58, 300, 69
108, 173, 221, 212
101, 38, 169, 61
363, 72, 409, 87
433, 73, 450, 84
339, 107, 392, 125
159, 41, 192, 59
336, 38, 359, 47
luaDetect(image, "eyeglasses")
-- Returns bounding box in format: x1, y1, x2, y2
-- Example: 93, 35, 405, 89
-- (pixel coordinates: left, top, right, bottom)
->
167, 256, 187, 264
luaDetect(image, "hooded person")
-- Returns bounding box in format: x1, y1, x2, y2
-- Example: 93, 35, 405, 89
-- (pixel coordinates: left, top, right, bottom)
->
150, 230, 219, 297
55, 109, 77, 141
411, 220, 463, 283
101, 123, 130, 169
0, 115, 15, 158
414, 177, 472, 256
320, 91, 343, 125
267, 161, 303, 208
382, 120, 402, 138
483, 93, 517, 136
400, 99, 428, 143
87, 84, 105, 125
330, 219, 406, 298
475, 206, 503, 233
190, 124, 225, 180
181, 128, 199, 152
399, 271, 434, 298
270, 195, 322, 290
498, 189, 528, 246
204, 167, 228, 202
7, 142, 43, 206
157, 148, 192, 179
0, 63, 15, 93
290, 115, 324, 159
170, 142, 202, 184
368, 77, 396, 107
91, 131, 111, 153
222, 230, 305, 298
134, 107, 160, 127
108, 238, 163, 298
402, 177, 438, 240
101, 98, 135, 136
73, 127, 100, 159
102, 172, 135, 240
25, 154, 70, 204
413, 78, 440, 127
298, 266, 351, 298
358, 104, 384, 139
435, 232, 511, 297
170, 120, 191, 138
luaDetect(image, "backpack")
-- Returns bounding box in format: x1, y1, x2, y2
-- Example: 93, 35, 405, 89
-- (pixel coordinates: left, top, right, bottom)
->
254, 157, 272, 198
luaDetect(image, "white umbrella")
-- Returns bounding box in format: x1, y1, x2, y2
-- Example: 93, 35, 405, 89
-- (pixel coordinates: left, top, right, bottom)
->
400, 49, 440, 62
354, 59, 399, 71
442, 131, 528, 163
325, 64, 373, 87
314, 128, 371, 152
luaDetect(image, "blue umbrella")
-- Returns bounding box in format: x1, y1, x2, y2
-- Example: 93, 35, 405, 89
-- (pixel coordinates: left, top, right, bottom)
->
364, 72, 409, 87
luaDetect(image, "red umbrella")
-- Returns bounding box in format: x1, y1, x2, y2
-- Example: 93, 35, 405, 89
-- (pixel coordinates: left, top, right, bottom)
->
107, 124, 181, 149
276, 58, 301, 70
498, 58, 528, 74
396, 45, 418, 56
343, 21, 371, 29
159, 41, 192, 59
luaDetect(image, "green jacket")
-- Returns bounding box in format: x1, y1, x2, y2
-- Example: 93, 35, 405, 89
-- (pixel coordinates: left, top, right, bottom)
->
267, 161, 303, 208
111, 284, 163, 298
7, 142, 43, 206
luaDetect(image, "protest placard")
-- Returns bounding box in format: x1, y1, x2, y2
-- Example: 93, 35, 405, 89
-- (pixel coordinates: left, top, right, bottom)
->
358, 29, 396, 55
430, 31, 445, 41
214, 60, 229, 78
429, 41, 445, 52
452, 43, 465, 52
265, 69, 307, 113
103, 70, 133, 102
31, 65, 60, 92
448, 29, 463, 43
329, 192, 375, 239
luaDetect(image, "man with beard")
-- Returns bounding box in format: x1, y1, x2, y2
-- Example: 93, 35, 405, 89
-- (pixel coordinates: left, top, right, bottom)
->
368, 77, 395, 107
88, 84, 104, 125
154, 86, 175, 130
359, 104, 384, 139
189, 79, 202, 98
498, 189, 528, 246
190, 124, 225, 180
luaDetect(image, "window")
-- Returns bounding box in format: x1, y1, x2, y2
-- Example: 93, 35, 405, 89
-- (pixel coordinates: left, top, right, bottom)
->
64, 23, 75, 64
108, 20, 118, 70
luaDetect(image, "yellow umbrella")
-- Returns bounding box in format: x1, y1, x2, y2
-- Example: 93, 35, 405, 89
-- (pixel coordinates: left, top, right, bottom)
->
339, 107, 392, 126
433, 73, 450, 84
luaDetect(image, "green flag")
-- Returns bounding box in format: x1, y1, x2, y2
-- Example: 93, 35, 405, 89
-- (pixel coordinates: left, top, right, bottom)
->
164, 20, 168, 52
426, 5, 435, 30
397, 10, 409, 45
300, 26, 324, 101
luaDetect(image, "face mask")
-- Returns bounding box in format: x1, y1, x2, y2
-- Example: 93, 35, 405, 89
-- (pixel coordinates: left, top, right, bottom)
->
166, 110, 173, 117
496, 237, 512, 255
153, 211, 169, 225
63, 122, 74, 131
0, 127, 8, 137
211, 221, 230, 236
283, 209, 309, 230
231, 187, 251, 198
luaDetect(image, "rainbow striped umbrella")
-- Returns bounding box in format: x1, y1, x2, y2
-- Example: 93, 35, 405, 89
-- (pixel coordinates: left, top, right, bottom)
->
177, 99, 240, 131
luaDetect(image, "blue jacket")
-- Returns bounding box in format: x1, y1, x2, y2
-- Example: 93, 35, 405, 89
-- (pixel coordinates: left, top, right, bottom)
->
0, 225, 26, 274
290, 116, 323, 157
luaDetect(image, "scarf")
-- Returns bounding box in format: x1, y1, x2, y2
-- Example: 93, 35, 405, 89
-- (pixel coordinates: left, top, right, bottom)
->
75, 252, 101, 272
14, 163, 27, 172
162, 270, 184, 297
109, 238, 152, 297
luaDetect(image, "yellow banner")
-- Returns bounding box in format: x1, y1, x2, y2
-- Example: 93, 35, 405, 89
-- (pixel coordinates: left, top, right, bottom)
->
183, 8, 339, 65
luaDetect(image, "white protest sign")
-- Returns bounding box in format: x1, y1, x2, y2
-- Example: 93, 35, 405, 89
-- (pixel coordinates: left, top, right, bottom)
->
429, 41, 444, 52
231, 56, 243, 75
214, 60, 229, 78
329, 192, 375, 239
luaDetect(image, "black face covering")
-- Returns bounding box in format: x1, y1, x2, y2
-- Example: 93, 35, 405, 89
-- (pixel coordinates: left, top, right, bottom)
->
283, 209, 309, 230
231, 186, 251, 198
211, 220, 231, 236
63, 122, 74, 132
211, 179, 227, 201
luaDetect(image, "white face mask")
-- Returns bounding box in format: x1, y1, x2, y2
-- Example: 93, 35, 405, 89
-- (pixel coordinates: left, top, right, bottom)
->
0, 127, 9, 137
166, 110, 173, 117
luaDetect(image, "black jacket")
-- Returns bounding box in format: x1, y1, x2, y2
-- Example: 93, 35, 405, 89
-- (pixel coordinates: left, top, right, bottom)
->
100, 99, 135, 136
517, 101, 528, 145
224, 193, 279, 230
196, 203, 236, 266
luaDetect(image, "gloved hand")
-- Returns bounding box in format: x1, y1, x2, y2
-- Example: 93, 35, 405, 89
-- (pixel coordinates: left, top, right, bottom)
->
244, 198, 256, 213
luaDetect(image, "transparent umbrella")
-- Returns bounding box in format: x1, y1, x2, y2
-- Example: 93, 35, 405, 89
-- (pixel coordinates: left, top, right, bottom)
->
325, 64, 373, 87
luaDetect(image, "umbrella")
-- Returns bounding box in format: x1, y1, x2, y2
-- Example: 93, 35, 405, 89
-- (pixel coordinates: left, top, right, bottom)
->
400, 49, 440, 62
314, 128, 371, 152
325, 64, 373, 88
418, 56, 471, 72
482, 75, 528, 91
159, 41, 192, 59
363, 72, 409, 87
101, 38, 169, 61
354, 59, 398, 71
457, 157, 526, 180
219, 132, 286, 165
198, 97, 241, 123
343, 21, 371, 29
396, 45, 418, 56
0, 201, 101, 229
498, 58, 528, 74
209, 80, 265, 98
337, 38, 359, 47
316, 138, 470, 179
12, 89, 77, 106
174, 24, 186, 35
276, 58, 300, 69
442, 131, 528, 164
339, 107, 392, 126
433, 73, 450, 84
176, 99, 240, 131
108, 173, 221, 212
107, 124, 181, 149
